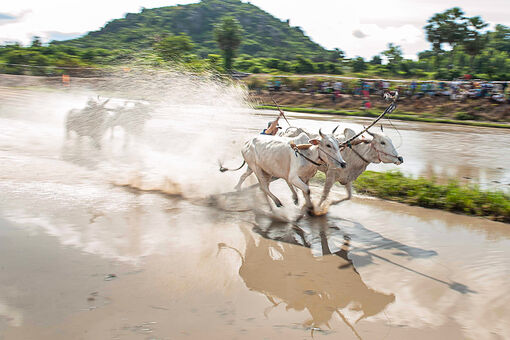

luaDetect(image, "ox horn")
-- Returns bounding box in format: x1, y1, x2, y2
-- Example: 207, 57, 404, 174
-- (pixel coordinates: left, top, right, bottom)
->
332, 125, 340, 134
319, 128, 325, 138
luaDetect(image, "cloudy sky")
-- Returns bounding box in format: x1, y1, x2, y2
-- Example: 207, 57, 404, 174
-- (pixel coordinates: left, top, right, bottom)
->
1, 0, 509, 60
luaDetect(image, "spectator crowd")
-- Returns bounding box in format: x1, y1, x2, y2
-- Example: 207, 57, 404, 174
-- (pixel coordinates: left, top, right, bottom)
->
264, 78, 510, 105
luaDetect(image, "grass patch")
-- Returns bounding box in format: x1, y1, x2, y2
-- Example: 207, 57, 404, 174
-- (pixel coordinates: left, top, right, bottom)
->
454, 112, 477, 120
256, 105, 510, 129
351, 171, 510, 222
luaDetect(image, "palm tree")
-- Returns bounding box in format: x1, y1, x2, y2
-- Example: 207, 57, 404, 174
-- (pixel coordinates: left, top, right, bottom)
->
213, 16, 243, 71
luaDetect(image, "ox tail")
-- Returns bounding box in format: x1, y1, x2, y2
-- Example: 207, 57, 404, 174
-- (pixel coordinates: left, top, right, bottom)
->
219, 160, 246, 173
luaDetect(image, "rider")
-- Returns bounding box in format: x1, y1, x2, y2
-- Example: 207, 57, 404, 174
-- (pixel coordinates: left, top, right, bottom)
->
261, 112, 283, 135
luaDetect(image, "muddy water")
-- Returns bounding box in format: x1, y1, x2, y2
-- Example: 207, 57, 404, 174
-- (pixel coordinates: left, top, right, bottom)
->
1, 83, 510, 339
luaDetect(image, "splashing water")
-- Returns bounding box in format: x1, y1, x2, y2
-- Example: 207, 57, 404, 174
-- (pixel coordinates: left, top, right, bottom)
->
0, 68, 258, 202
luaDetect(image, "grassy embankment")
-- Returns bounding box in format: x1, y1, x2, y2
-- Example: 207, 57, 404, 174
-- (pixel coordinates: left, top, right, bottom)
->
257, 105, 510, 129
317, 170, 510, 222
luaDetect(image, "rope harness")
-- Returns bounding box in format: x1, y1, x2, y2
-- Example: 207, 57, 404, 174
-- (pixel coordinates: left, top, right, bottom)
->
348, 143, 371, 164
371, 143, 400, 162
346, 140, 400, 164
292, 147, 324, 166
291, 144, 344, 167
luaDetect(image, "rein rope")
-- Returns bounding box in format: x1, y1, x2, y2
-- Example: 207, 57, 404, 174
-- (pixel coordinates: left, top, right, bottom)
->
344, 140, 399, 164
338, 97, 398, 148
292, 146, 323, 166
318, 145, 342, 164
291, 144, 342, 167
371, 143, 400, 162
348, 144, 371, 164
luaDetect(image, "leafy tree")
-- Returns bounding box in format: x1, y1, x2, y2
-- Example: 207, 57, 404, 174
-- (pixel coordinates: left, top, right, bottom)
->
462, 16, 488, 69
278, 60, 292, 72
487, 25, 510, 53
370, 55, 382, 65
154, 34, 194, 61
31, 36, 42, 48
327, 48, 344, 62
399, 60, 416, 76
382, 43, 403, 74
205, 53, 223, 72
424, 7, 467, 51
325, 61, 340, 74
264, 57, 280, 70
351, 56, 366, 72
292, 55, 315, 73
214, 16, 243, 71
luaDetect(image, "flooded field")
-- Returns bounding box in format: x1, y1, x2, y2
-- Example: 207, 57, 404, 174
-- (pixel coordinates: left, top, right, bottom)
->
1, 75, 509, 339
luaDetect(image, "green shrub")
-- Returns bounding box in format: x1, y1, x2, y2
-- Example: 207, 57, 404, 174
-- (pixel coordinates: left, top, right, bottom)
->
351, 171, 510, 222
454, 112, 476, 120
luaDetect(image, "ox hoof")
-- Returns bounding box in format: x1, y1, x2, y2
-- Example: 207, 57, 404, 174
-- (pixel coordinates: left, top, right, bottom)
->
306, 207, 316, 217
293, 197, 299, 206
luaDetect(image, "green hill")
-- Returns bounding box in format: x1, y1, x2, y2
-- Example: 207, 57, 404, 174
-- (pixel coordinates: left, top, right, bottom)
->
53, 0, 335, 60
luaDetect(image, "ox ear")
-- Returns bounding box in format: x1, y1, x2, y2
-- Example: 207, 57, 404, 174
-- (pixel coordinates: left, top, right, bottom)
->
344, 128, 356, 139
309, 139, 320, 145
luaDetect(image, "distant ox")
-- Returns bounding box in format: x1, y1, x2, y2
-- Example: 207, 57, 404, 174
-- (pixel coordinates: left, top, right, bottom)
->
107, 102, 152, 142
221, 129, 346, 214
281, 126, 403, 206
65, 98, 110, 149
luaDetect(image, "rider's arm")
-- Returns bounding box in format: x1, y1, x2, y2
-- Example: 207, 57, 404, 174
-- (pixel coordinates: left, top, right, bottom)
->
265, 116, 281, 135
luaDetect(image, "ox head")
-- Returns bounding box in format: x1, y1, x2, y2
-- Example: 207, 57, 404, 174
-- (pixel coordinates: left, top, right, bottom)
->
365, 129, 403, 165
309, 128, 346, 168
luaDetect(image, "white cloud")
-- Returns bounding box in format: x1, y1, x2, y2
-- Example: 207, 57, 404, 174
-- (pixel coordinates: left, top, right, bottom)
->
0, 0, 196, 44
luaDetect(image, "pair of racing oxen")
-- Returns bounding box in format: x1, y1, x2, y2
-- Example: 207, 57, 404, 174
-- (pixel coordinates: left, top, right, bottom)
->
65, 97, 151, 149
221, 118, 403, 214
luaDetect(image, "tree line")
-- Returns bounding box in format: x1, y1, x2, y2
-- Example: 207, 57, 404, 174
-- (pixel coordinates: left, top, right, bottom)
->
1, 7, 510, 80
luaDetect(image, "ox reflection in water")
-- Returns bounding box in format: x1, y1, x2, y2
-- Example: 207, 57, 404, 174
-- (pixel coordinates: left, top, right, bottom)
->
218, 217, 395, 335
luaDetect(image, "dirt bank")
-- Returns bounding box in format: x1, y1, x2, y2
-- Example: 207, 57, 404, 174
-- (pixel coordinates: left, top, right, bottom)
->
251, 90, 510, 123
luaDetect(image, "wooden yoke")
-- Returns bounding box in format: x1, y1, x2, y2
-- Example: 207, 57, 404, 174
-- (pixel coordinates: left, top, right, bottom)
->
339, 137, 370, 151
351, 137, 371, 146
289, 142, 312, 150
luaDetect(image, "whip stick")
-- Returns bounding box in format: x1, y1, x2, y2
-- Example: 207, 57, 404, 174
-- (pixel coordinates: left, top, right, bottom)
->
339, 94, 398, 147
271, 97, 291, 126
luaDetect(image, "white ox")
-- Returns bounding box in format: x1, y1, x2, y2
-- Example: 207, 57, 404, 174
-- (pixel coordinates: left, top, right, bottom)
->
65, 98, 110, 149
222, 129, 346, 214
281, 127, 403, 206
107, 102, 152, 142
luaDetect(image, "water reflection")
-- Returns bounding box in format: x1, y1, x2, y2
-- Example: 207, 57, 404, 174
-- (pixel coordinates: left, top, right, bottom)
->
219, 216, 395, 334
61, 142, 103, 169
317, 215, 474, 294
